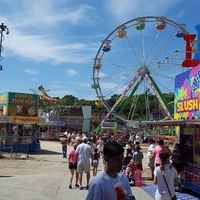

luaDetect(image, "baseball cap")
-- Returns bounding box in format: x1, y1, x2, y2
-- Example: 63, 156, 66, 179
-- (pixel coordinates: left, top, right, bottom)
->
82, 136, 88, 141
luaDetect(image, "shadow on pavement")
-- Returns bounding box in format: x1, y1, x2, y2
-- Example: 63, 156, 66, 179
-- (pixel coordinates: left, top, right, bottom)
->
30, 149, 61, 155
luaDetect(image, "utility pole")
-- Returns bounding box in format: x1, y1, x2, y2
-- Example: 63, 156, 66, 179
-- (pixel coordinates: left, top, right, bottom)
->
0, 23, 9, 70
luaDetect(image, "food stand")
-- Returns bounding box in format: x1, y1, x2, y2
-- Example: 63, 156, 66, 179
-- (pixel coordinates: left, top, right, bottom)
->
38, 121, 65, 140
0, 92, 42, 152
145, 119, 200, 194
145, 65, 200, 194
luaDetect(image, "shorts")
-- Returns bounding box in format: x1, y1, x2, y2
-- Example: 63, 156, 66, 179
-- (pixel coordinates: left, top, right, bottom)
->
69, 162, 77, 170
93, 160, 99, 166
77, 163, 90, 173
135, 164, 143, 171
148, 157, 155, 168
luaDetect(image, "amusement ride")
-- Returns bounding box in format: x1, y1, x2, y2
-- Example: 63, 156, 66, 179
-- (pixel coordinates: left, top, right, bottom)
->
0, 23, 9, 70
91, 16, 195, 129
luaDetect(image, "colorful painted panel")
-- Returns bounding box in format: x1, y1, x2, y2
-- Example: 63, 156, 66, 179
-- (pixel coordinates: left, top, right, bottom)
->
0, 93, 8, 105
0, 93, 8, 115
8, 92, 38, 106
174, 65, 200, 119
0, 92, 39, 116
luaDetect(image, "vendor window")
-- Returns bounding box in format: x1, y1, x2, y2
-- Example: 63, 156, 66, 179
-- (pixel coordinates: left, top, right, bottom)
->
24, 125, 33, 136
180, 126, 194, 163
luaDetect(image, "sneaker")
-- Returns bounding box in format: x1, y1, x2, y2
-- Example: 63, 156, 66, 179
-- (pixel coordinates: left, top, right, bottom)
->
86, 185, 89, 190
75, 184, 79, 187
69, 185, 72, 189
79, 186, 83, 190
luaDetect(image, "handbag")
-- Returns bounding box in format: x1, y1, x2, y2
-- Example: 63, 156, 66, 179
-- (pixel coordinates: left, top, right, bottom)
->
125, 195, 136, 200
160, 166, 177, 200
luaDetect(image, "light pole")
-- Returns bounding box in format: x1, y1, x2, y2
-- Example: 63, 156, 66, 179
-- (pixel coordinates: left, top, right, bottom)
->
0, 23, 9, 70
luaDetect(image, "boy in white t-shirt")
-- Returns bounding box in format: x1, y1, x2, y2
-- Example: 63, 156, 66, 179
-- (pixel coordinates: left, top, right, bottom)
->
86, 141, 135, 200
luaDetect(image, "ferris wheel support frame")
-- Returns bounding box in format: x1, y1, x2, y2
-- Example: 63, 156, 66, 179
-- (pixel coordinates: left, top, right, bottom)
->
145, 74, 174, 120
97, 72, 140, 129
118, 75, 144, 117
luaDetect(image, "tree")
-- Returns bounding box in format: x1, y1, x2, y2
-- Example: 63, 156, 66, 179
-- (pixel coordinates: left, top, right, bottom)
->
46, 92, 174, 121
61, 95, 78, 105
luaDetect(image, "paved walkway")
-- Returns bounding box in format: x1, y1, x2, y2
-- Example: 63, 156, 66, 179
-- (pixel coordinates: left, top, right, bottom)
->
0, 141, 154, 200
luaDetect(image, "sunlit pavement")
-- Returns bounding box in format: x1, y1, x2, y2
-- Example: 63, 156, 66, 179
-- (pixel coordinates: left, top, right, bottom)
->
0, 142, 198, 200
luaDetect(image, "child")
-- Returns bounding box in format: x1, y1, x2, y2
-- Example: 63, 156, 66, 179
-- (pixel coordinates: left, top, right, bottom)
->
125, 158, 135, 180
96, 137, 104, 157
133, 146, 143, 171
92, 147, 100, 176
86, 141, 134, 200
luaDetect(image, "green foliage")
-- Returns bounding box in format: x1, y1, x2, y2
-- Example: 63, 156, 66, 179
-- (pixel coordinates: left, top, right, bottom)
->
40, 93, 174, 120
61, 95, 78, 105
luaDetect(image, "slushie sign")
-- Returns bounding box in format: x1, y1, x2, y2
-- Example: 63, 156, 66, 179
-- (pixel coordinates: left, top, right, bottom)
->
174, 65, 200, 119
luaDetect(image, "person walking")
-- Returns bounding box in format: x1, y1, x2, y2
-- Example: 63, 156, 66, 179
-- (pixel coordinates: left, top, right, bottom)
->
147, 138, 155, 180
60, 136, 68, 158
171, 143, 184, 175
153, 139, 171, 167
68, 143, 79, 189
154, 150, 178, 200
133, 146, 143, 171
134, 134, 142, 147
86, 141, 135, 200
96, 136, 104, 157
75, 137, 93, 190
92, 147, 100, 176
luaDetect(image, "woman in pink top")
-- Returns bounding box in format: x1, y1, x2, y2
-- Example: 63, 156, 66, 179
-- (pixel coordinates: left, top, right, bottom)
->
153, 139, 171, 167
68, 143, 79, 189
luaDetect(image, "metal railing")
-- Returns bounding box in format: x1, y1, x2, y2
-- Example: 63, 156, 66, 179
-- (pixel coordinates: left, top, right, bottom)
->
0, 142, 29, 159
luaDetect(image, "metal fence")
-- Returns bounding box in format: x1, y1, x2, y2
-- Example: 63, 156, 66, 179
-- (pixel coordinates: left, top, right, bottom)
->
0, 142, 29, 159
0, 145, 13, 158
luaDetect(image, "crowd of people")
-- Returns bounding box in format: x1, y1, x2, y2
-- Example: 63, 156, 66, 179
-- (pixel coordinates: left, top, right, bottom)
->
59, 130, 184, 200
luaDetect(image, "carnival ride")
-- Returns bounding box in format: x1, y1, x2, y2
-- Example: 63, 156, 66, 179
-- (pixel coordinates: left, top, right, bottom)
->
91, 16, 194, 129
30, 85, 63, 105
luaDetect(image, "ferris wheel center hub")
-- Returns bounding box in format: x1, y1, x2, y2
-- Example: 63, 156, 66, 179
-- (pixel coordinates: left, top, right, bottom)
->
138, 67, 147, 75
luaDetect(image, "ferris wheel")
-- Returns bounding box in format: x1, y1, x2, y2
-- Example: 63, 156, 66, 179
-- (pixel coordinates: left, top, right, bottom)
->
91, 16, 192, 125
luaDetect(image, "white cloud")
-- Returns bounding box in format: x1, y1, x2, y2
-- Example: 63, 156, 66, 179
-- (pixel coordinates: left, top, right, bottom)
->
0, 1, 98, 65
104, 0, 184, 23
4, 29, 94, 64
48, 90, 73, 98
4, 1, 97, 28
100, 82, 118, 90
66, 69, 78, 76
99, 72, 107, 77
51, 81, 89, 88
24, 69, 37, 74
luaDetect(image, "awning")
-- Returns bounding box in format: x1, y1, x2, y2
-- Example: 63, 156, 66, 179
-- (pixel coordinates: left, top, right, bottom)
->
144, 119, 200, 127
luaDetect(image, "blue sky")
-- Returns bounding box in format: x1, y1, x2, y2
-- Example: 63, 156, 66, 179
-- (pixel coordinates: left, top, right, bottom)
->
0, 0, 200, 100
